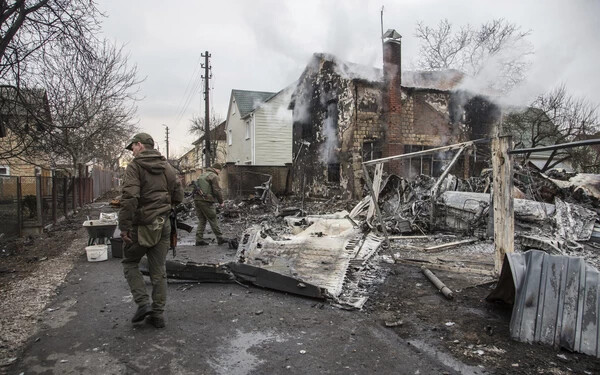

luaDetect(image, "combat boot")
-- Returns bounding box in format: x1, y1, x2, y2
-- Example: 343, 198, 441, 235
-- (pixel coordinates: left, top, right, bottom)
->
146, 314, 166, 328
195, 240, 209, 246
217, 237, 228, 245
131, 304, 152, 323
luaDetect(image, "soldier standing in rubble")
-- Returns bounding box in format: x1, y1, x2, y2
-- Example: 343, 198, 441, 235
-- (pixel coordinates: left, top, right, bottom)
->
118, 132, 184, 329
193, 163, 227, 246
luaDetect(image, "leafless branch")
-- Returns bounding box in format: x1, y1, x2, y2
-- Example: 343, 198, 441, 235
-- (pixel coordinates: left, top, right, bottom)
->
415, 18, 533, 93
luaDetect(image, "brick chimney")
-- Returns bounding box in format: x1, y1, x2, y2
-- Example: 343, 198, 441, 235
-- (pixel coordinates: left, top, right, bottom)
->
383, 29, 402, 115
382, 29, 404, 173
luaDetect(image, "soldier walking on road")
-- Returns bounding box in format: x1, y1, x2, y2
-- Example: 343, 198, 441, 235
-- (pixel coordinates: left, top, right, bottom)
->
118, 133, 184, 328
193, 163, 227, 246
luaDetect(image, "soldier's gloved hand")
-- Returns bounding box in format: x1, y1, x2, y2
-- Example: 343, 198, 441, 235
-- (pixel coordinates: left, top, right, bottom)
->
121, 230, 133, 244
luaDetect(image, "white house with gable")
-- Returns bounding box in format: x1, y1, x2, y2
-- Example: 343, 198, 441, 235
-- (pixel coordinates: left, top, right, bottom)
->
225, 86, 294, 166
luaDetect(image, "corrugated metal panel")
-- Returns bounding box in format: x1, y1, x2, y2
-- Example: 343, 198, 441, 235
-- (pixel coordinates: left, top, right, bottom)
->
497, 250, 600, 357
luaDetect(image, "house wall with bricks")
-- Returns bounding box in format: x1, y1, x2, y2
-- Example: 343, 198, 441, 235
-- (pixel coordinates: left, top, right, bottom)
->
289, 36, 496, 199
290, 54, 387, 199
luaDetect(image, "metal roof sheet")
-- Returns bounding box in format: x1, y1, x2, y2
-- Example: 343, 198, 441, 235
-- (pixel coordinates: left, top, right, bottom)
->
491, 250, 600, 358
231, 89, 276, 118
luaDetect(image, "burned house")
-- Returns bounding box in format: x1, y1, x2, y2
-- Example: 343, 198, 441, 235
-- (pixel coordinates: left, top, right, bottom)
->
289, 30, 499, 198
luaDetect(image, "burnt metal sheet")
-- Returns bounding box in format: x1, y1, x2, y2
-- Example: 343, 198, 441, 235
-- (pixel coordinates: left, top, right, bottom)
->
236, 215, 383, 306
489, 250, 600, 357
228, 263, 326, 299
141, 259, 235, 283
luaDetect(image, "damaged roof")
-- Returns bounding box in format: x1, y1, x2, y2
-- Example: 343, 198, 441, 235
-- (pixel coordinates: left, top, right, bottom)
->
231, 89, 276, 118
310, 53, 464, 91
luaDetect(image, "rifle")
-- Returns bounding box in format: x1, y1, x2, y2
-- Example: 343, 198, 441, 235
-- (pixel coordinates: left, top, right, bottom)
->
190, 180, 207, 199
169, 207, 193, 257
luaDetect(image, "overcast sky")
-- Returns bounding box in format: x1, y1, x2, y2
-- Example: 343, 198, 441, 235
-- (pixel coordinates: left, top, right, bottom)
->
97, 0, 600, 157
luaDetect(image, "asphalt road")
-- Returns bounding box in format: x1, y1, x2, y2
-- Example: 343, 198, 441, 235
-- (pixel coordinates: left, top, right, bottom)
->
9, 239, 487, 375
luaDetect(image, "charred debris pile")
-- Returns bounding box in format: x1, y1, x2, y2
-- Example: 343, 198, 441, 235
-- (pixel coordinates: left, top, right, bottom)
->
180, 162, 599, 271
360, 164, 600, 266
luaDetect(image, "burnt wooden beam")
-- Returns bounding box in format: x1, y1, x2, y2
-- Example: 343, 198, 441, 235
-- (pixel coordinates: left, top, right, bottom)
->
492, 136, 514, 275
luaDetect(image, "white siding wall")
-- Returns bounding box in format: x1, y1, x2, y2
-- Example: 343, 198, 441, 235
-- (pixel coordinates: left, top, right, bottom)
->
226, 98, 253, 164
253, 92, 293, 165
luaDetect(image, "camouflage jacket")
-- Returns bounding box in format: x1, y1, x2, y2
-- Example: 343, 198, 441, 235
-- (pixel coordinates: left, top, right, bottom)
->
193, 168, 223, 204
119, 149, 184, 232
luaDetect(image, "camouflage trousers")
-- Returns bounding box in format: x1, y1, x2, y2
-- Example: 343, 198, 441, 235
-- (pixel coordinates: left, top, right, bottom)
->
122, 217, 171, 315
194, 200, 223, 241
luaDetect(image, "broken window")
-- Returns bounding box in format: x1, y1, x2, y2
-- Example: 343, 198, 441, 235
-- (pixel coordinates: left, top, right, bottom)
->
405, 145, 448, 178
301, 122, 312, 140
362, 141, 383, 162
328, 163, 340, 183
326, 101, 338, 131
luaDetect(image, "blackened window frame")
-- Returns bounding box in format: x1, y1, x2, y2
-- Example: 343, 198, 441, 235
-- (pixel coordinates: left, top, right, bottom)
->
327, 163, 340, 183
405, 145, 447, 178
362, 140, 383, 162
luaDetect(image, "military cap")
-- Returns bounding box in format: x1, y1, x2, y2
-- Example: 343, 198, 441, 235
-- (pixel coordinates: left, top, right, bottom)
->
211, 163, 224, 170
126, 132, 154, 150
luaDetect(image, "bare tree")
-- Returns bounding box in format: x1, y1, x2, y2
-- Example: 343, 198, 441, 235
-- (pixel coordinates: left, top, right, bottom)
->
0, 0, 105, 163
188, 113, 224, 166
415, 18, 533, 92
0, 84, 51, 161
504, 85, 600, 172
0, 0, 100, 86
188, 113, 222, 135
36, 40, 140, 174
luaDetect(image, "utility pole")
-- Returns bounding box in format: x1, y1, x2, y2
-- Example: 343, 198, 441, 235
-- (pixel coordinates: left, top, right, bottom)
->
201, 51, 212, 168
163, 124, 170, 161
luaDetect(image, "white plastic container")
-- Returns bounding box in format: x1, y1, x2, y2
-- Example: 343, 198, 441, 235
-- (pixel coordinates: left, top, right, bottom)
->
85, 244, 108, 262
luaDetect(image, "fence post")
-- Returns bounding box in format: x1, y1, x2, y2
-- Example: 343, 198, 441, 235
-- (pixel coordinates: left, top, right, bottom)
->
36, 175, 43, 227
78, 177, 82, 208
63, 177, 68, 218
16, 177, 22, 237
52, 176, 57, 224
72, 177, 76, 211
492, 135, 514, 275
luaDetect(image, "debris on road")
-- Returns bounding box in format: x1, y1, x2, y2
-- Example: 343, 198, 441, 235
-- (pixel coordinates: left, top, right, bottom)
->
421, 266, 454, 300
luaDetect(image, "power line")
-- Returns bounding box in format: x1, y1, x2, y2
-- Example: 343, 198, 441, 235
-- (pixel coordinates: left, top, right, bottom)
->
174, 54, 202, 120
176, 73, 203, 126
174, 55, 204, 127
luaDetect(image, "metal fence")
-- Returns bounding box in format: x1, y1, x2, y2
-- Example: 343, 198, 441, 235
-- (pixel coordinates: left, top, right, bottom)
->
0, 175, 108, 238
92, 168, 120, 200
